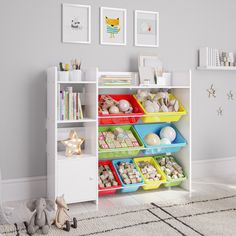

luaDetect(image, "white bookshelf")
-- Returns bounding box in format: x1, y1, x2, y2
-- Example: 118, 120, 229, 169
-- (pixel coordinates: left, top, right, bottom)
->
47, 67, 191, 205
197, 66, 236, 71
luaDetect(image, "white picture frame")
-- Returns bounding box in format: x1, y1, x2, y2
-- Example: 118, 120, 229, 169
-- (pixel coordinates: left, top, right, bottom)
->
135, 10, 159, 47
62, 4, 91, 44
100, 7, 127, 46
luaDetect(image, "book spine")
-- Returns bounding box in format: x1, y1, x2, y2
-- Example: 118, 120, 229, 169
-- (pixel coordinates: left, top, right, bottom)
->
57, 85, 60, 120
76, 93, 78, 120
68, 91, 73, 120
78, 93, 83, 119
64, 91, 69, 120
61, 91, 64, 120
60, 91, 62, 120
73, 93, 76, 120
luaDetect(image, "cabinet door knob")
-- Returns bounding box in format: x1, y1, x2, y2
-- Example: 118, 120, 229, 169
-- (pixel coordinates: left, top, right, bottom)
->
89, 177, 94, 181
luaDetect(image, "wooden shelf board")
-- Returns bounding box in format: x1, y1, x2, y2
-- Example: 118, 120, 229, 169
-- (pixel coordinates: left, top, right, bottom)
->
197, 66, 236, 71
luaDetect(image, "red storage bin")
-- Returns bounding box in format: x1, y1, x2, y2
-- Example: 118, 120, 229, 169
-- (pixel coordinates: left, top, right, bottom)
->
98, 94, 144, 125
98, 160, 122, 196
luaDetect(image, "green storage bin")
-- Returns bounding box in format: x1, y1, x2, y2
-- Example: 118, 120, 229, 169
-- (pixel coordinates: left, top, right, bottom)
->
98, 125, 144, 159
154, 155, 187, 187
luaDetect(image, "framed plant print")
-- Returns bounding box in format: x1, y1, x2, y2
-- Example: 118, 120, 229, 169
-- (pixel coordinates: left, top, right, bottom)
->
100, 7, 127, 46
62, 4, 91, 44
135, 10, 159, 47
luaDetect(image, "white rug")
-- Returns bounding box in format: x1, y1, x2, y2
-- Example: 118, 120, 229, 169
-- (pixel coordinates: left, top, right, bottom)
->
0, 194, 236, 236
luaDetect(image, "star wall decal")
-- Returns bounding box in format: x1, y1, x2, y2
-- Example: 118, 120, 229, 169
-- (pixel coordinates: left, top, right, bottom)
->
206, 84, 216, 98
227, 90, 234, 100
61, 130, 84, 157
217, 106, 223, 116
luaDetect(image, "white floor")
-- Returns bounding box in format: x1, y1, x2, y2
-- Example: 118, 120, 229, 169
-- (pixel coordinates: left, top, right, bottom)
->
3, 175, 236, 224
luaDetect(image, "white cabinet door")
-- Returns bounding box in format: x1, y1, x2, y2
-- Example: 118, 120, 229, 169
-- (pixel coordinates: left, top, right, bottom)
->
57, 158, 97, 204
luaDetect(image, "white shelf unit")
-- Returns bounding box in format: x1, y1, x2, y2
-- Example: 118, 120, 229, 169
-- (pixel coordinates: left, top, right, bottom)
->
47, 67, 191, 205
47, 67, 98, 204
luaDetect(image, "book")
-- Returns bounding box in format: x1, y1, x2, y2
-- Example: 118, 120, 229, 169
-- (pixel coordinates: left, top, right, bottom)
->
199, 47, 208, 67
77, 93, 83, 119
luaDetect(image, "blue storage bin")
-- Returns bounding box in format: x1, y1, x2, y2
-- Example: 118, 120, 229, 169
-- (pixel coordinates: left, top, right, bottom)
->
133, 123, 187, 155
112, 159, 144, 193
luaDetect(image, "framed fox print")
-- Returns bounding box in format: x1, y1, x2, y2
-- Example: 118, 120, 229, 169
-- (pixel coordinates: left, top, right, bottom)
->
100, 7, 127, 46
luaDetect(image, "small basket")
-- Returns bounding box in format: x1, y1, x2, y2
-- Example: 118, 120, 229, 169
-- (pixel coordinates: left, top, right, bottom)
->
133, 157, 166, 190
134, 94, 186, 123
98, 125, 144, 159
154, 155, 187, 187
112, 159, 144, 193
98, 160, 122, 196
98, 94, 144, 125
133, 123, 187, 155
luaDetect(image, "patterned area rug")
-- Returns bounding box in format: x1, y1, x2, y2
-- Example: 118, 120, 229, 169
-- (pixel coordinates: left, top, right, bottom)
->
0, 194, 236, 236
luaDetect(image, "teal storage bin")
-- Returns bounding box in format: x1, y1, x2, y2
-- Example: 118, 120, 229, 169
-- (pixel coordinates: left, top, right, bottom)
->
112, 159, 144, 193
133, 123, 187, 155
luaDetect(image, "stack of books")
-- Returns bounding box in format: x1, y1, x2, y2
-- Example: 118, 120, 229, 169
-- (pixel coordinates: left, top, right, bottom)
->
199, 47, 236, 67
57, 87, 83, 121
100, 75, 132, 86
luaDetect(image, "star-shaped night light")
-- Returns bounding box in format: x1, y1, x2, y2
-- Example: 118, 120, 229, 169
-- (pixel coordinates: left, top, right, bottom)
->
61, 130, 84, 157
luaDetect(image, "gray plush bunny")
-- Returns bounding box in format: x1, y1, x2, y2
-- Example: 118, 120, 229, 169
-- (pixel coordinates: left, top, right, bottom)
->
26, 198, 54, 235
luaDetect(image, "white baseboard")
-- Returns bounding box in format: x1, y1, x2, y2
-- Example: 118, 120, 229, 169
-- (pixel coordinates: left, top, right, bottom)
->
192, 156, 236, 179
1, 157, 236, 202
2, 176, 47, 202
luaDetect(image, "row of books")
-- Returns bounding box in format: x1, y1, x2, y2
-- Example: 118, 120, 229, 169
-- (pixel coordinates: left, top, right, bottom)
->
199, 47, 235, 67
100, 75, 132, 86
57, 87, 83, 120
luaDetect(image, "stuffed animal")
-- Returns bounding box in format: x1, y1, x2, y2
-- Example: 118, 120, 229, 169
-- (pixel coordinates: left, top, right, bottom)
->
26, 198, 54, 235
55, 195, 77, 232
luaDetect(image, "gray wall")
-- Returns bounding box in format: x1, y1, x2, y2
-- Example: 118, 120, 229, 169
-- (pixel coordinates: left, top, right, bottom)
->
1, 0, 236, 179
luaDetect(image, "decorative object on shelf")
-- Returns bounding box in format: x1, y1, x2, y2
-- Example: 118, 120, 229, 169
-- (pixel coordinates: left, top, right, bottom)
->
61, 130, 85, 157
58, 62, 69, 81
138, 55, 171, 85
55, 195, 77, 231
217, 106, 223, 116
58, 86, 83, 121
160, 126, 176, 142
25, 198, 54, 235
69, 59, 82, 81
206, 84, 216, 98
227, 90, 234, 100
135, 10, 159, 47
199, 47, 236, 68
62, 4, 91, 44
144, 133, 161, 146
99, 95, 133, 115
157, 156, 185, 181
100, 7, 127, 46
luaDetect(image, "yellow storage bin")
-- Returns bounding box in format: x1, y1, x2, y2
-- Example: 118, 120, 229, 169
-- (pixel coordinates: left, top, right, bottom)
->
134, 94, 187, 123
133, 157, 166, 190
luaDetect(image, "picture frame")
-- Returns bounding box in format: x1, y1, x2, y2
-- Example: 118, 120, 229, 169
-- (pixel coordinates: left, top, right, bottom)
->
135, 10, 159, 47
100, 7, 127, 46
62, 4, 91, 44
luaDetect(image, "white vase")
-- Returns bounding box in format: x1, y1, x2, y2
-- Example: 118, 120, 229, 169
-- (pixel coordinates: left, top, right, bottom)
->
58, 71, 69, 81
69, 70, 82, 81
